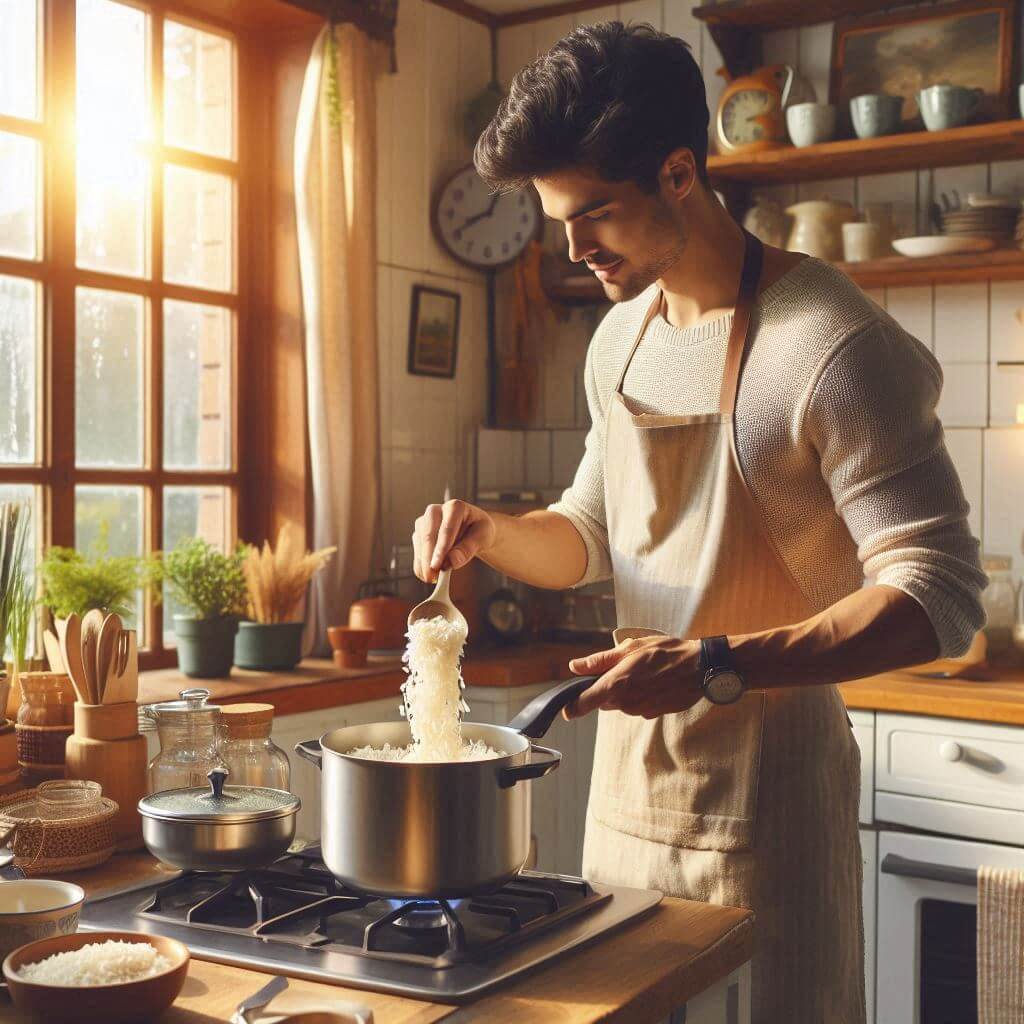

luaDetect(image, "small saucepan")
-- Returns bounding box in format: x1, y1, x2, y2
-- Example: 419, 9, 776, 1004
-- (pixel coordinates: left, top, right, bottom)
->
295, 675, 598, 899
138, 768, 300, 872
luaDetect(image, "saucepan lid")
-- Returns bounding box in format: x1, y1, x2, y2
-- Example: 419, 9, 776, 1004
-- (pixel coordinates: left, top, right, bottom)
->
138, 768, 299, 824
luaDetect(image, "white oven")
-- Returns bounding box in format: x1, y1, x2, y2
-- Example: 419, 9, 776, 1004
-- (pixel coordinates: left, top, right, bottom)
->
873, 713, 1024, 1022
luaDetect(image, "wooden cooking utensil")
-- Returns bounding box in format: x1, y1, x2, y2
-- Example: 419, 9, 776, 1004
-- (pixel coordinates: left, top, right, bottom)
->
59, 613, 90, 705
102, 630, 138, 706
80, 609, 104, 705
407, 568, 469, 636
42, 630, 67, 676
95, 613, 122, 705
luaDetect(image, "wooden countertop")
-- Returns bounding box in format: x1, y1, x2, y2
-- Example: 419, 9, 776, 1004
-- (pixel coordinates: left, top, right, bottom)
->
26, 853, 752, 1024
140, 642, 1024, 727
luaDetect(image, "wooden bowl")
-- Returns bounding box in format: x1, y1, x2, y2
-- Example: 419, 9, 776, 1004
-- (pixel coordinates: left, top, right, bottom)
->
2, 930, 189, 1022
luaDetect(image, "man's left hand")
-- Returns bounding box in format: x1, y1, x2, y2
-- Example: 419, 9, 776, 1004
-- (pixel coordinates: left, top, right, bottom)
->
565, 636, 704, 719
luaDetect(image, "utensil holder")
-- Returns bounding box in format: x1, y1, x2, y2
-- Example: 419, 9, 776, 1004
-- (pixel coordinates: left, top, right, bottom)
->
64, 701, 147, 851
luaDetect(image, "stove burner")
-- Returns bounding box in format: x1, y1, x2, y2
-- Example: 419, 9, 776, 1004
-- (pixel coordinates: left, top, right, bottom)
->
391, 901, 453, 931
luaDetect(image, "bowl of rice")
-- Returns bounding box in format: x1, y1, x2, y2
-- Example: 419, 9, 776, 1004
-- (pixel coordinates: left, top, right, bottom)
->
2, 930, 190, 1021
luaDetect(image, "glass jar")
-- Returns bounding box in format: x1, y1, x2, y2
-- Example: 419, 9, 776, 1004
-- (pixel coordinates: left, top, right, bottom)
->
219, 703, 290, 790
981, 555, 1018, 662
143, 687, 228, 793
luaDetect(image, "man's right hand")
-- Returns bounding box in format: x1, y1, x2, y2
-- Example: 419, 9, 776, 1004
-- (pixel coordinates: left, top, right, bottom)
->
413, 499, 497, 583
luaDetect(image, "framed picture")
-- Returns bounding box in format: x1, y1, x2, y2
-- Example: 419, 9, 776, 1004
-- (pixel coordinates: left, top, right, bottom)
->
407, 285, 460, 379
830, 0, 1017, 127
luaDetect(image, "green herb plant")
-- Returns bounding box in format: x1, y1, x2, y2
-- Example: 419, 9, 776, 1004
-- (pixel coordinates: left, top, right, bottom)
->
156, 538, 247, 621
39, 538, 148, 620
0, 502, 32, 672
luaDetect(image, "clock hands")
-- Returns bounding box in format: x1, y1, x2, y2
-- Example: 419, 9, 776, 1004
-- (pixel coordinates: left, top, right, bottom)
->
456, 193, 500, 234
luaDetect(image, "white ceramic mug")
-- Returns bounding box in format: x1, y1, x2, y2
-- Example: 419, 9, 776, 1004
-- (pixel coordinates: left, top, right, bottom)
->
786, 102, 837, 148
842, 222, 885, 263
0, 879, 85, 959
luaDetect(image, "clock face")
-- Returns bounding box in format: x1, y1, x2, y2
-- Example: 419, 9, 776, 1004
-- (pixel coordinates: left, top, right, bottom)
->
434, 166, 542, 270
719, 88, 776, 147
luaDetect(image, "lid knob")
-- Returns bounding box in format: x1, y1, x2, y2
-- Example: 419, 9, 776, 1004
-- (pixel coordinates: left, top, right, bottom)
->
180, 687, 211, 707
206, 766, 230, 800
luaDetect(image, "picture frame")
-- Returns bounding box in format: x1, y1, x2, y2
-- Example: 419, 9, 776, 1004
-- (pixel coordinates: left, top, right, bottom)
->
830, 0, 1017, 128
407, 285, 460, 379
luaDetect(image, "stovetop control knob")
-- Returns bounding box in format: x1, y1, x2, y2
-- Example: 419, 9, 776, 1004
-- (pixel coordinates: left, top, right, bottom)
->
939, 740, 964, 763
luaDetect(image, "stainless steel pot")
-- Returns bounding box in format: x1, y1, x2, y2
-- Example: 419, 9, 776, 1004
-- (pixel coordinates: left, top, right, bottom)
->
295, 675, 597, 898
138, 768, 300, 872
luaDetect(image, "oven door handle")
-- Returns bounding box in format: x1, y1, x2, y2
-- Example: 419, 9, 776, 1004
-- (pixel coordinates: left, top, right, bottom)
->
880, 853, 978, 888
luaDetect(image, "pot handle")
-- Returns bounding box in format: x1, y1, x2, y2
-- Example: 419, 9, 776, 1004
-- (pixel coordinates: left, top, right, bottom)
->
507, 676, 598, 739
294, 739, 323, 769
499, 743, 561, 788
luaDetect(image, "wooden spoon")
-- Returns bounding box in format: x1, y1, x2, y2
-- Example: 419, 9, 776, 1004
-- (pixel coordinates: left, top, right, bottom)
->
42, 630, 66, 676
80, 608, 105, 705
407, 568, 468, 638
95, 613, 122, 704
59, 613, 89, 704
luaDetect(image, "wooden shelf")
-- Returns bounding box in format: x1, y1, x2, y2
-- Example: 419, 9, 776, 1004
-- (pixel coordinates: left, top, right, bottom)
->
693, 0, 892, 31
708, 120, 1024, 185
545, 249, 1024, 306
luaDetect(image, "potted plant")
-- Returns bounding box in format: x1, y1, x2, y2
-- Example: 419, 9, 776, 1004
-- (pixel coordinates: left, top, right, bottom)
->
235, 524, 335, 671
157, 538, 247, 679
38, 541, 144, 621
1, 501, 31, 719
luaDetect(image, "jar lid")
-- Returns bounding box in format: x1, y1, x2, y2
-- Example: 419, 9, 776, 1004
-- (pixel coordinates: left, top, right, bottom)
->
138, 768, 299, 824
143, 687, 222, 722
221, 703, 274, 738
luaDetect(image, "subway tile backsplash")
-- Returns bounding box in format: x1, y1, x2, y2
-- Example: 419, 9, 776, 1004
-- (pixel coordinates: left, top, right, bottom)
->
476, 427, 588, 496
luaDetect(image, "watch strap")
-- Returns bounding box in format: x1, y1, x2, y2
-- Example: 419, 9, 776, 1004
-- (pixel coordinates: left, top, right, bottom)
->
700, 635, 732, 675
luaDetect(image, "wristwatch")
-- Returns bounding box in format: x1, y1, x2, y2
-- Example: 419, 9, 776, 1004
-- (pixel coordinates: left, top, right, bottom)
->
699, 635, 745, 705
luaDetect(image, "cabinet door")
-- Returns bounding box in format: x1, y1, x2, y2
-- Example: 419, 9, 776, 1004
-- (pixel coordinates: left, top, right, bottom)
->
860, 827, 877, 1024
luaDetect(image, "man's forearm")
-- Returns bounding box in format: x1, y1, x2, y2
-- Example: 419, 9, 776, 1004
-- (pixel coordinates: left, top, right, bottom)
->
730, 584, 942, 690
479, 510, 588, 590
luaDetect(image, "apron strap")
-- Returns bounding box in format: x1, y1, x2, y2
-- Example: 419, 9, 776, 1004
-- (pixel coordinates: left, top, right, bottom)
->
614, 290, 664, 395
719, 231, 764, 416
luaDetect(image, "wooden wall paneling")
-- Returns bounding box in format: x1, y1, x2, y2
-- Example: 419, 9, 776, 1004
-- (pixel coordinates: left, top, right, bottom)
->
498, 22, 540, 88
388, 268, 424, 451
377, 266, 394, 456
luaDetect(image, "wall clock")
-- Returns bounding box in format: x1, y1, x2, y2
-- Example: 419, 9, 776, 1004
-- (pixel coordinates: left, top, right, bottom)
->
432, 164, 542, 271
715, 64, 812, 153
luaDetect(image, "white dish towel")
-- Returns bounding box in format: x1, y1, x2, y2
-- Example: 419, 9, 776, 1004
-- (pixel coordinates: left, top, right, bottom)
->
978, 864, 1024, 1023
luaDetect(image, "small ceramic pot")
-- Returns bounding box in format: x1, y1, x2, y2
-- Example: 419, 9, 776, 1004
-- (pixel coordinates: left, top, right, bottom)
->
786, 102, 837, 147
842, 222, 886, 263
173, 615, 238, 679
850, 93, 903, 138
742, 195, 789, 248
234, 621, 304, 671
327, 626, 374, 668
786, 199, 856, 261
0, 880, 84, 960
919, 84, 984, 131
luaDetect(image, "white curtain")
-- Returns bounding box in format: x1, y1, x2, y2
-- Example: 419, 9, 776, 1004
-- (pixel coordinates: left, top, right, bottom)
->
294, 23, 383, 655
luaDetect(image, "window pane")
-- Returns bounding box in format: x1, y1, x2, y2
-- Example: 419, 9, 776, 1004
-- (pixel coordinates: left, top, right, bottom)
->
0, 0, 39, 120
164, 301, 231, 470
76, 288, 144, 468
75, 484, 143, 630
0, 275, 38, 464
164, 165, 233, 292
76, 0, 148, 142
162, 485, 229, 643
164, 21, 234, 159
0, 484, 38, 661
76, 144, 148, 276
0, 132, 40, 260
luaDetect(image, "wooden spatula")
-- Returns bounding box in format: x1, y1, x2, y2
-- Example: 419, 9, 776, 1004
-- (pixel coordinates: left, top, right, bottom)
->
95, 613, 122, 705
81, 608, 105, 705
43, 630, 66, 675
60, 613, 89, 704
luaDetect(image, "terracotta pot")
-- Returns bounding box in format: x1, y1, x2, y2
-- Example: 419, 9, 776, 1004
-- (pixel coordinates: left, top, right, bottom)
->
347, 596, 412, 651
327, 626, 374, 668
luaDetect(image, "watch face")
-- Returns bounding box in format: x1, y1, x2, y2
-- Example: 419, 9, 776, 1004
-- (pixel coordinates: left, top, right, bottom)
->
719, 89, 775, 147
434, 166, 541, 269
706, 670, 744, 705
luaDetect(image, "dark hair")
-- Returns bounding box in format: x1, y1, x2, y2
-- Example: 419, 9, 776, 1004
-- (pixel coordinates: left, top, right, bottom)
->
475, 21, 708, 194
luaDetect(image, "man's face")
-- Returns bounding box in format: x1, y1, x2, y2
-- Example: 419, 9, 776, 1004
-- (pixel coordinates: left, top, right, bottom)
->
533, 166, 687, 302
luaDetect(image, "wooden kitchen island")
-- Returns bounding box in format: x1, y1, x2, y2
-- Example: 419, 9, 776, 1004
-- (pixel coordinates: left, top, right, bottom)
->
12, 854, 753, 1024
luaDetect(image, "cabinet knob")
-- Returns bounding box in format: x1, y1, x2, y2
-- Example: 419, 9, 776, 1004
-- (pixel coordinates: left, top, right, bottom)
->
939, 740, 963, 763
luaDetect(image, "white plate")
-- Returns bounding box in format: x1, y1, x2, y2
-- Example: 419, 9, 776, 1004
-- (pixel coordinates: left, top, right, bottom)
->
892, 235, 997, 258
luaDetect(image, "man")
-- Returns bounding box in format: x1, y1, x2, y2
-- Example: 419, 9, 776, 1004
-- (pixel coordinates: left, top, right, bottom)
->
411, 22, 986, 1022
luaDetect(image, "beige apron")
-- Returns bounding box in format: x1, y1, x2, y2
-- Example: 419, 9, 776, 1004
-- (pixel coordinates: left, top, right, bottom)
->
582, 233, 865, 1023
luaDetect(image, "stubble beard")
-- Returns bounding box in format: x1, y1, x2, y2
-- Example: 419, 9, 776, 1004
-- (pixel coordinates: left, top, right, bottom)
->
603, 212, 687, 303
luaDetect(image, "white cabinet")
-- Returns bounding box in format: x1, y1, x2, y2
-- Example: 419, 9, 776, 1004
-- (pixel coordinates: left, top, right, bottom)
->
850, 709, 875, 825
860, 827, 877, 1024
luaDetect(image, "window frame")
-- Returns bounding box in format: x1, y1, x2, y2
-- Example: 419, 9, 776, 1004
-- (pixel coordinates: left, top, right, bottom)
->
0, 0, 249, 669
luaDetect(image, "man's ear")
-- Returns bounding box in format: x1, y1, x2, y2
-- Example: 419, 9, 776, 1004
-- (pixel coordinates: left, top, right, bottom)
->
660, 147, 697, 202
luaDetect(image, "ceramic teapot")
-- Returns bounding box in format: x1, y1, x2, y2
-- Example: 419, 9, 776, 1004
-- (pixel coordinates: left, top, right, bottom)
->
785, 199, 856, 261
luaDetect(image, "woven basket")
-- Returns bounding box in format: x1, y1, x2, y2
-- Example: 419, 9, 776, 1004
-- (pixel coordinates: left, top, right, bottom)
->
0, 788, 118, 875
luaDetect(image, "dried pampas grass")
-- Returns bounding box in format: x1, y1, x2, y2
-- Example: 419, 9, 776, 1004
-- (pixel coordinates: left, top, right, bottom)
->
243, 524, 336, 624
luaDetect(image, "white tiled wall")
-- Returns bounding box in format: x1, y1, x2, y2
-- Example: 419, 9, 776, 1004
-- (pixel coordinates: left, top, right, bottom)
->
374, 0, 492, 562
491, 6, 1024, 575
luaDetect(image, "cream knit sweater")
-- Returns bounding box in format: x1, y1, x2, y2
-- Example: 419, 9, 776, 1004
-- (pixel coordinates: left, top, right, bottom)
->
549, 257, 987, 658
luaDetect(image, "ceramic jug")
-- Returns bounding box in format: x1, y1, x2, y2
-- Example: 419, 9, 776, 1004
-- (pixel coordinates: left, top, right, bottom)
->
743, 195, 789, 248
785, 199, 856, 261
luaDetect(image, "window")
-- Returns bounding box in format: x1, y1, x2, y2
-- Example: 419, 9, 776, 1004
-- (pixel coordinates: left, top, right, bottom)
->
0, 0, 241, 665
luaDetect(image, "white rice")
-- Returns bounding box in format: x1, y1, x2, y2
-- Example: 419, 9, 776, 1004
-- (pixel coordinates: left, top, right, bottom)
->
347, 615, 504, 763
17, 940, 171, 986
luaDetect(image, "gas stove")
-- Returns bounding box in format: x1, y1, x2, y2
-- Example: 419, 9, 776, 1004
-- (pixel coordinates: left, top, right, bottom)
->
81, 846, 661, 1002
